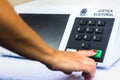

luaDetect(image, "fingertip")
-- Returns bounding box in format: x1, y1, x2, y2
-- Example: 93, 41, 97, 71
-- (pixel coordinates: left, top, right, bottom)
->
82, 72, 93, 80
93, 49, 97, 53
90, 50, 97, 55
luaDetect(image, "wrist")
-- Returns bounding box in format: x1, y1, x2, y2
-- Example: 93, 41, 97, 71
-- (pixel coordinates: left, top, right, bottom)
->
40, 49, 62, 69
37, 46, 56, 64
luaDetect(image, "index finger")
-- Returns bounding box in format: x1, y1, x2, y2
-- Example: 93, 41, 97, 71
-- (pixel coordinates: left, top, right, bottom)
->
76, 50, 97, 57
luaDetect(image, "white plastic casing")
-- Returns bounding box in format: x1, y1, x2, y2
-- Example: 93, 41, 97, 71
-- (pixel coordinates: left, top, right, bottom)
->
15, 5, 120, 68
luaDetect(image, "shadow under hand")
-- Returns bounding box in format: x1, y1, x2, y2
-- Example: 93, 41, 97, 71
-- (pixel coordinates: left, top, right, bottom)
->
63, 73, 84, 80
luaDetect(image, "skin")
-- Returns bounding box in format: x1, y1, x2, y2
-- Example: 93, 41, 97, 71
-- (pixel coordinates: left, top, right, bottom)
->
0, 0, 97, 80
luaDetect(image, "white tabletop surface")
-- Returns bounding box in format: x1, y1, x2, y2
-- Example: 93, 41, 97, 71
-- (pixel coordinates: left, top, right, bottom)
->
0, 0, 120, 80
0, 55, 120, 80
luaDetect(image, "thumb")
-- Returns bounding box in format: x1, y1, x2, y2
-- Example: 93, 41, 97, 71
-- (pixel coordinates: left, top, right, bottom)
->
76, 50, 97, 57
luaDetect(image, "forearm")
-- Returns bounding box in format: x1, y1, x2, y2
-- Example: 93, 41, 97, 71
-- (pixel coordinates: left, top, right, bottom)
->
0, 0, 54, 63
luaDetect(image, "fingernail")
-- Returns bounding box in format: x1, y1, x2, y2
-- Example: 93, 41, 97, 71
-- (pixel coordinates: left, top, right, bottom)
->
93, 50, 97, 52
92, 49, 97, 53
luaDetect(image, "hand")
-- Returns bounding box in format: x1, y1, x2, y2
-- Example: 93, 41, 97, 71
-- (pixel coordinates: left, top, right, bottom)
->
45, 50, 97, 80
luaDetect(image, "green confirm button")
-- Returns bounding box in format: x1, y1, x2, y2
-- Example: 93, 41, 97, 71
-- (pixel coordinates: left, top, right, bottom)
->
94, 50, 102, 58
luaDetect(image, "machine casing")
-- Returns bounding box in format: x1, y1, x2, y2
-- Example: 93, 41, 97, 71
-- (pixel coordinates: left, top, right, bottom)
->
15, 6, 120, 68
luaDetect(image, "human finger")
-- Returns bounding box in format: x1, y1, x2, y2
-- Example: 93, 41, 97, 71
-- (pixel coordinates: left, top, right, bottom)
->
81, 60, 96, 80
76, 50, 97, 57
82, 72, 93, 80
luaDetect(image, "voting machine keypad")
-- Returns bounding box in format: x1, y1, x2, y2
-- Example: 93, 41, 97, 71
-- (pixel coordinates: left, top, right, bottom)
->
66, 18, 114, 62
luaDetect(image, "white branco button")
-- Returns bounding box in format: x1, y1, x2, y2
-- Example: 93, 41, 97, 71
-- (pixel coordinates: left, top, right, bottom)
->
66, 48, 77, 52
